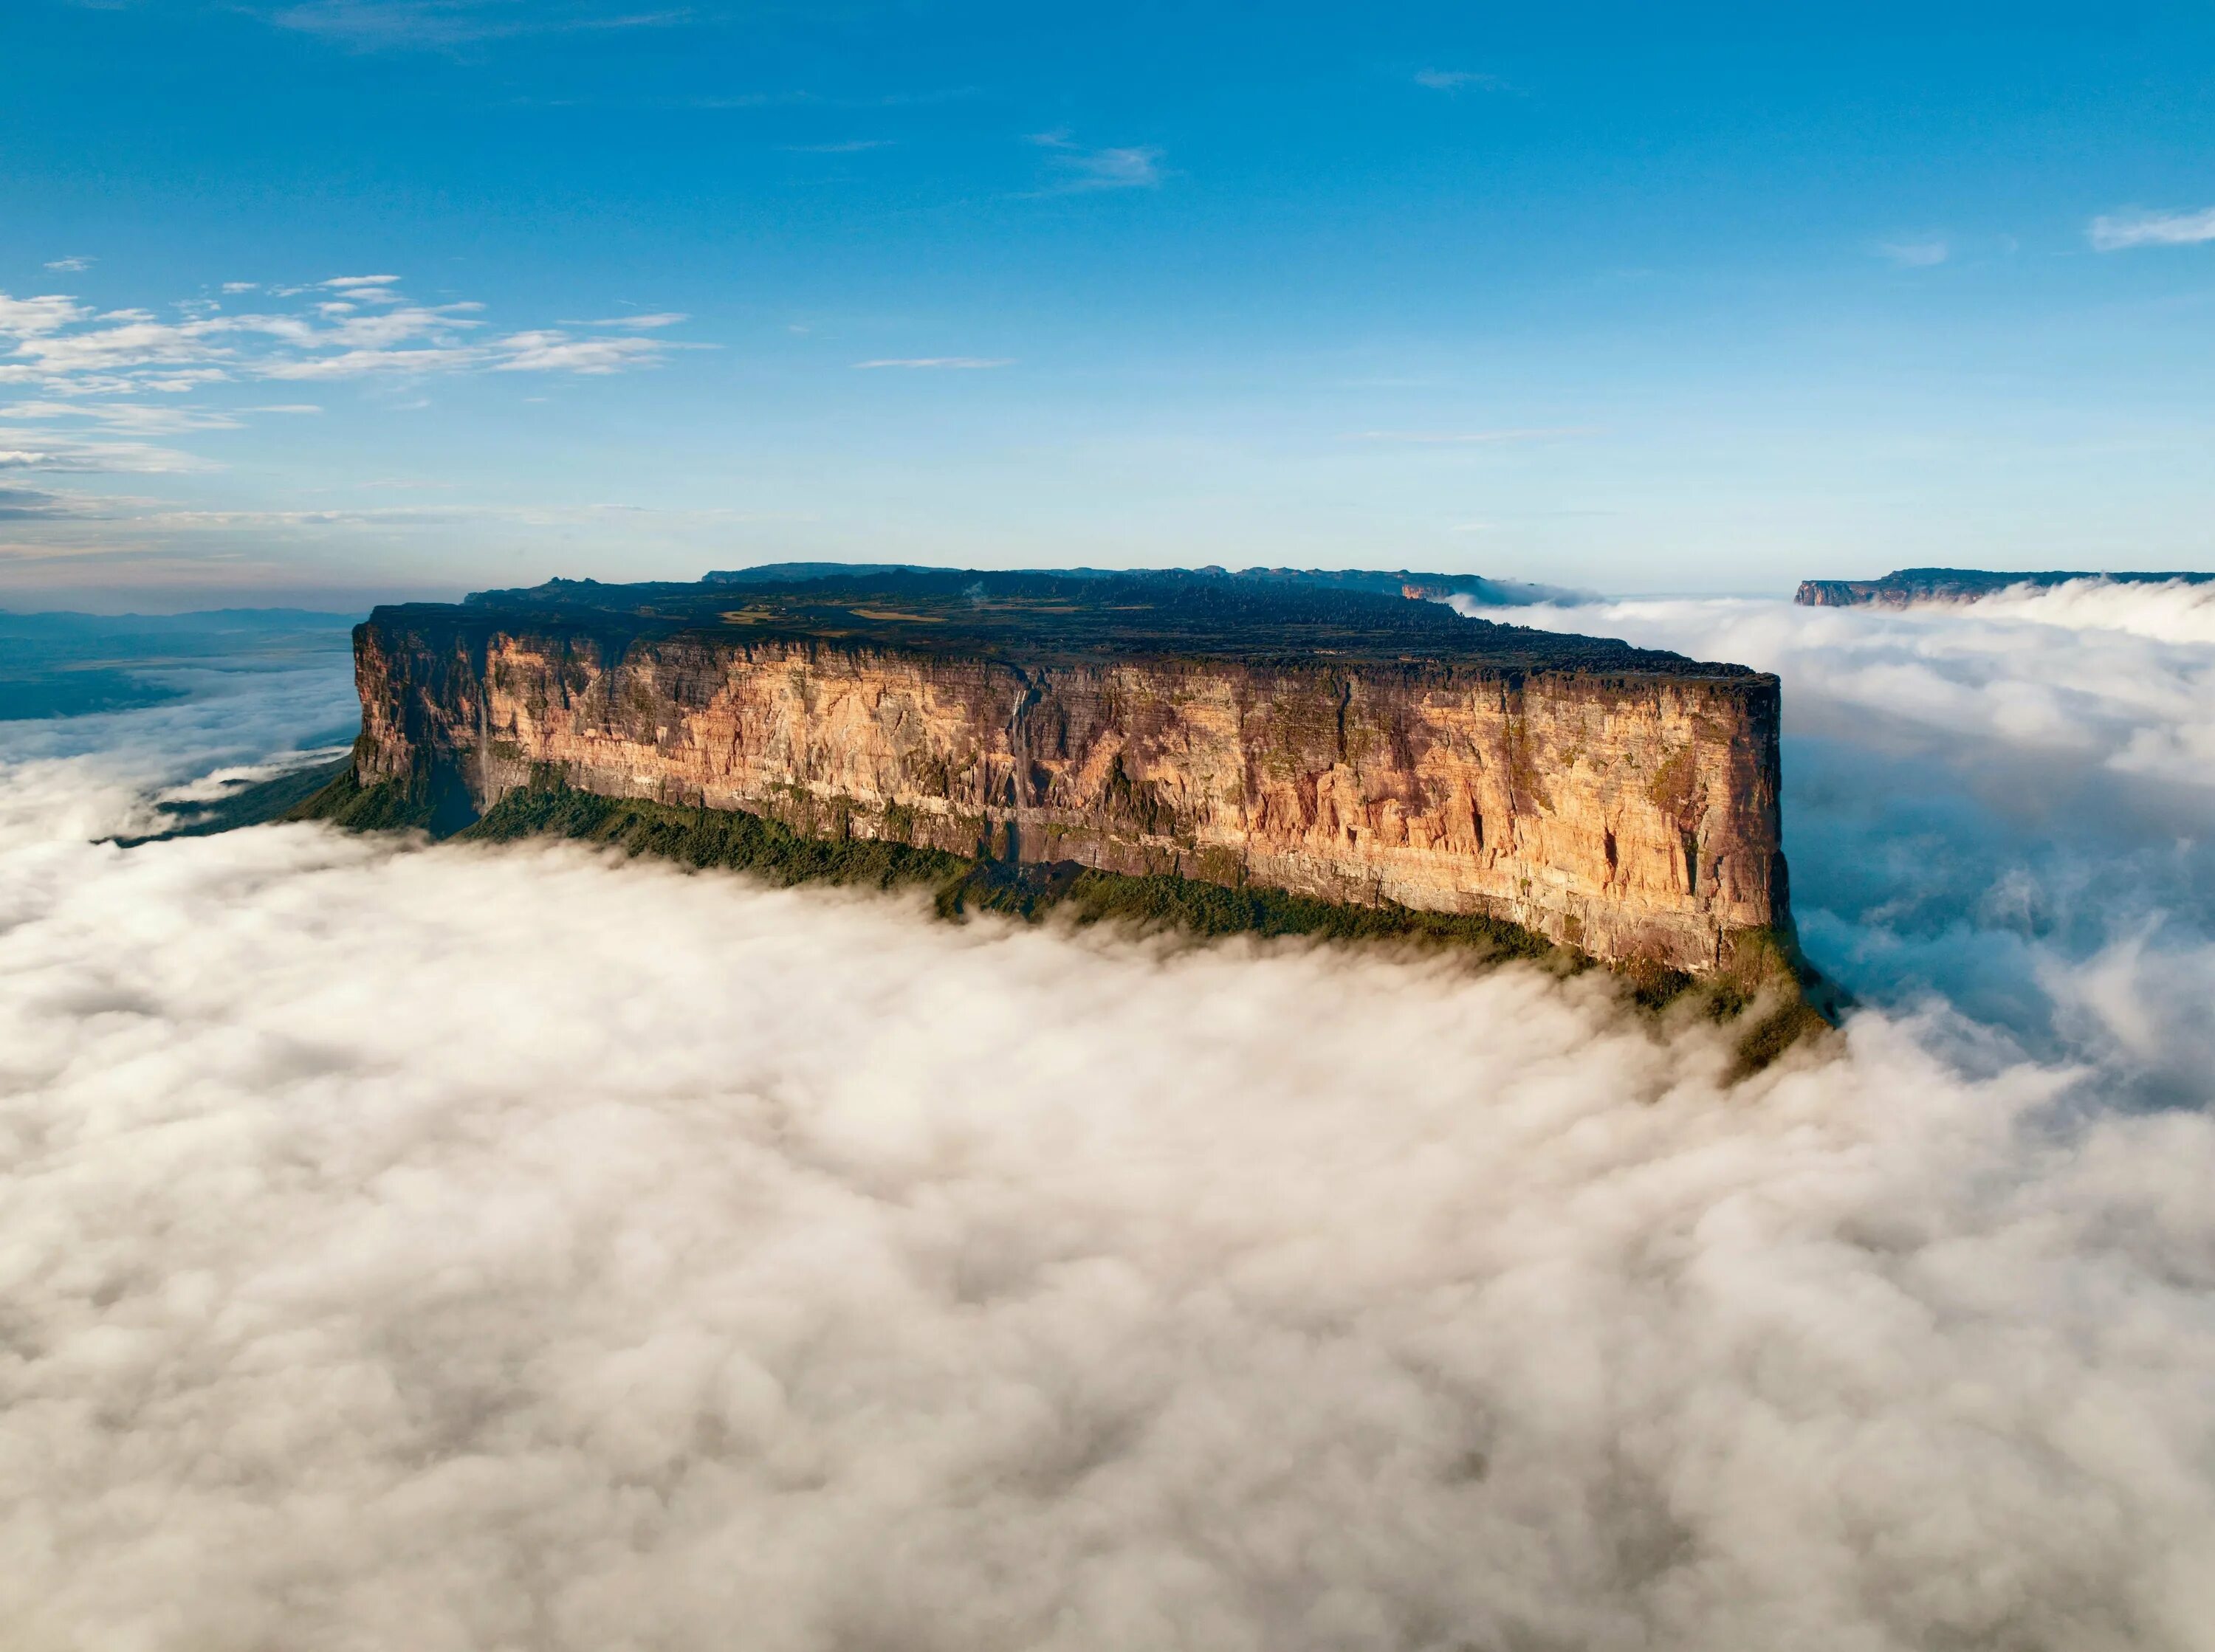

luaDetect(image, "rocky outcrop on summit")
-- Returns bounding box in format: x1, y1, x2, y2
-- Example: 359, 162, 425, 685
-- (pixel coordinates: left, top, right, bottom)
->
346, 568, 1791, 975
1796, 567, 2215, 607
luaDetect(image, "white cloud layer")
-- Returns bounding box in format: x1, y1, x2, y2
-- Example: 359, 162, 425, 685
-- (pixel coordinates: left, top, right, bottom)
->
3, 819, 2214, 1650
0, 660, 358, 846
3, 593, 2214, 1648
1454, 585, 2215, 1091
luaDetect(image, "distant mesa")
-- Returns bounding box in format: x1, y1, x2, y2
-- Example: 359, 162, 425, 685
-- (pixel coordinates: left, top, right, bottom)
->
1795, 567, 2215, 608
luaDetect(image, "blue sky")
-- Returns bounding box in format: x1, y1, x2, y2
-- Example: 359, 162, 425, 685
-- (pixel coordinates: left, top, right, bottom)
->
3, 0, 2213, 606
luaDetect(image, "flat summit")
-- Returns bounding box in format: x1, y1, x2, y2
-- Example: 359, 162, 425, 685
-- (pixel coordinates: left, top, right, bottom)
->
446, 567, 1750, 676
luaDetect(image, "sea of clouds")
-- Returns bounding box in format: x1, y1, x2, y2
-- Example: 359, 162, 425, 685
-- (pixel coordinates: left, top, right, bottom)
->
2, 583, 2212, 1651
1457, 580, 2215, 1107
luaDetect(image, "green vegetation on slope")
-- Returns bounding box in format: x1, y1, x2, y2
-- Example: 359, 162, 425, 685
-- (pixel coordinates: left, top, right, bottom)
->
945, 855, 1559, 963
114, 756, 351, 844
446, 776, 1562, 963
281, 749, 476, 834
451, 777, 971, 892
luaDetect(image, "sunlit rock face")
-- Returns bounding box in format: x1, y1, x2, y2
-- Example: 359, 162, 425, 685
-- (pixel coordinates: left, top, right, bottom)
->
351, 569, 1787, 973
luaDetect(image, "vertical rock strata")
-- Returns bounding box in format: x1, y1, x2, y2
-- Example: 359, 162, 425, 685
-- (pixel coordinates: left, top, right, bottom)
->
350, 573, 1788, 974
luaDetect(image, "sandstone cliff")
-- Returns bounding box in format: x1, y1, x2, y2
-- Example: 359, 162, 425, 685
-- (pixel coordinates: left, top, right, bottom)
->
346, 570, 1788, 975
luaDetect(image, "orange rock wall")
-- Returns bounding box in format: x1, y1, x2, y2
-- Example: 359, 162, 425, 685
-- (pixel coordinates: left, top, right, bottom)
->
354, 621, 1785, 972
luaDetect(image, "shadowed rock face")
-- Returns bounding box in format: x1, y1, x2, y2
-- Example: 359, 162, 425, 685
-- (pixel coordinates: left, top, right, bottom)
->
351, 568, 1788, 973
1796, 567, 2215, 607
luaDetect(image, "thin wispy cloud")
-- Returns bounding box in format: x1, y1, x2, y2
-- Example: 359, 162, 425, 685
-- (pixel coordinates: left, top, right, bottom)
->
853, 357, 1014, 370
42, 256, 93, 274
684, 88, 975, 113
1345, 426, 1603, 444
2088, 206, 2215, 252
1875, 238, 1949, 267
1415, 69, 1508, 92
265, 1, 691, 49
0, 437, 210, 474
320, 274, 405, 303
1, 400, 242, 436
126, 500, 798, 532
0, 483, 114, 521
782, 139, 898, 154
489, 331, 669, 374
560, 312, 690, 330
1026, 130, 1164, 192
0, 275, 696, 472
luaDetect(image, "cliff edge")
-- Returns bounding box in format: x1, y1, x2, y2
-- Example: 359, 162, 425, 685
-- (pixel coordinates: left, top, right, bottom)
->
320, 567, 1795, 980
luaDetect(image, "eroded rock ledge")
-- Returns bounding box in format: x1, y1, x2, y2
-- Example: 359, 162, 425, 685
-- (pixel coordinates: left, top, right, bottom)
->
335, 567, 1792, 977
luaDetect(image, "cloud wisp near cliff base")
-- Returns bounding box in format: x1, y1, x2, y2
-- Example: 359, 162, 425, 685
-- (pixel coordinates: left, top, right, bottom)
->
2, 587, 2214, 1649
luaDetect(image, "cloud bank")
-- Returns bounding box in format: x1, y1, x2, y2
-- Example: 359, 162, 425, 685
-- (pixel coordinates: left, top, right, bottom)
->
0, 658, 358, 847
2, 593, 2214, 1648
7, 824, 2215, 1651
1455, 586, 2215, 1095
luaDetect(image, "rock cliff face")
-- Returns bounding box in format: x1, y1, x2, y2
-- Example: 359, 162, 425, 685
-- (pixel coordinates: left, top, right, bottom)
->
348, 569, 1789, 974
